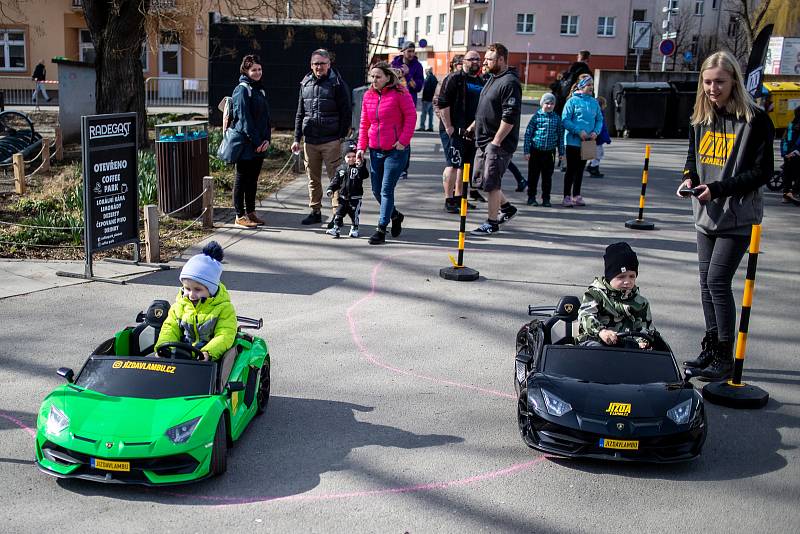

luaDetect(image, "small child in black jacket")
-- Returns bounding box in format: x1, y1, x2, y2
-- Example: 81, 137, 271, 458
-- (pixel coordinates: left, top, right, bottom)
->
326, 144, 369, 238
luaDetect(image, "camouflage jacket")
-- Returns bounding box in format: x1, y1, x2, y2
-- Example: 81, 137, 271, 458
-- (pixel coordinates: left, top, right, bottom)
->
577, 277, 654, 342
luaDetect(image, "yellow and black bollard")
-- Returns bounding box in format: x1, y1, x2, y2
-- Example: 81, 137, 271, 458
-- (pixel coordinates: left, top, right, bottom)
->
703, 224, 769, 408
440, 162, 480, 282
625, 144, 655, 230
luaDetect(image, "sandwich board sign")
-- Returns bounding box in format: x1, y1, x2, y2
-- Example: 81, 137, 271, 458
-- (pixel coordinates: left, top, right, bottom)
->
57, 112, 140, 283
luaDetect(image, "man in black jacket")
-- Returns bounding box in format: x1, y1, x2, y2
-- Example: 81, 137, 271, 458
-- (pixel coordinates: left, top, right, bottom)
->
292, 49, 352, 226
468, 43, 521, 236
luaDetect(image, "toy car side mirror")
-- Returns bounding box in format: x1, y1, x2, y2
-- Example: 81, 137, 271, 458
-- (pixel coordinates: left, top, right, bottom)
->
135, 311, 146, 323
57, 367, 74, 383
226, 381, 245, 396
683, 368, 694, 383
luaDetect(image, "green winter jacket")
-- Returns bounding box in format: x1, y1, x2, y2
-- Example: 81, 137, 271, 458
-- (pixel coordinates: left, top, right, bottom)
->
155, 283, 238, 360
577, 277, 654, 343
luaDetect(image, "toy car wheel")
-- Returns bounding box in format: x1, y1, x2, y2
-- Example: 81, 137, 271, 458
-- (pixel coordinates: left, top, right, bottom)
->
517, 388, 536, 448
256, 360, 270, 415
766, 170, 783, 192
210, 416, 228, 476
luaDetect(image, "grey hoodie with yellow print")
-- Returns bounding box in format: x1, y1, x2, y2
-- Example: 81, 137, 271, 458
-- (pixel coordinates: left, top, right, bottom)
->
684, 106, 774, 236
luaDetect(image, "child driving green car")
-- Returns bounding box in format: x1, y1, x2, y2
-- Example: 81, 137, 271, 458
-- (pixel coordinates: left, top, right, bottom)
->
155, 241, 237, 361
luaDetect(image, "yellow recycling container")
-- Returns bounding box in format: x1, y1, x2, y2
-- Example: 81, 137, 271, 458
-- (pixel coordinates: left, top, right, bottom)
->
762, 81, 800, 130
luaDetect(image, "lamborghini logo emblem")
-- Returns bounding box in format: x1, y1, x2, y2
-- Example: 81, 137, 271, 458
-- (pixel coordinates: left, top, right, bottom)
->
606, 402, 631, 417
106, 442, 113, 449
616, 422, 625, 431
564, 303, 574, 313
154, 309, 164, 318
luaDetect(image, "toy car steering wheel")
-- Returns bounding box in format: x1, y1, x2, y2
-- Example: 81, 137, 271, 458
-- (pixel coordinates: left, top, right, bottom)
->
616, 331, 656, 345
156, 342, 204, 360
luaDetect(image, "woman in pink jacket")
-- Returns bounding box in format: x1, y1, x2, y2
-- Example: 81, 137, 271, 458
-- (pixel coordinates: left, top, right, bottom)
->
356, 62, 417, 244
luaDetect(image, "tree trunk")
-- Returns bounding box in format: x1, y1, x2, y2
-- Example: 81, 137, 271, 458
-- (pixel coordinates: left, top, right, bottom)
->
82, 1, 149, 148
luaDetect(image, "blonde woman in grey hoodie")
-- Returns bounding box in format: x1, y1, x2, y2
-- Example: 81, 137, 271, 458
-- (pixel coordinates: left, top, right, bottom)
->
677, 50, 774, 381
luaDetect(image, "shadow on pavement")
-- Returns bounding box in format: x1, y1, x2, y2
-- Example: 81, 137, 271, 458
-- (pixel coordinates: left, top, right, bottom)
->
56, 396, 464, 505
127, 268, 345, 296
547, 398, 798, 481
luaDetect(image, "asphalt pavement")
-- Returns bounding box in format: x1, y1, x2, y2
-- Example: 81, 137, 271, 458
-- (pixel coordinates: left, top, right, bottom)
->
1, 125, 799, 533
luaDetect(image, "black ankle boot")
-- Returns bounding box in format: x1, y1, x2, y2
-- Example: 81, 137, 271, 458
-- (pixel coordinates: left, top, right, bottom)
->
683, 331, 718, 368
390, 212, 404, 237
368, 225, 387, 245
699, 340, 733, 381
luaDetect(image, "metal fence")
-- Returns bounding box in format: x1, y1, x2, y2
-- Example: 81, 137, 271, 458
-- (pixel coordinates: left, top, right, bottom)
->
0, 77, 59, 107
145, 77, 208, 108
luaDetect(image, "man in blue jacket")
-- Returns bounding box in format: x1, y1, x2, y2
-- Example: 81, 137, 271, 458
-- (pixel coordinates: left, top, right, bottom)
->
292, 49, 352, 227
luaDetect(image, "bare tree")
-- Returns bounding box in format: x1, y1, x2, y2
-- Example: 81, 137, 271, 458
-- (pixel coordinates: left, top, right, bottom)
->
3, 1, 341, 147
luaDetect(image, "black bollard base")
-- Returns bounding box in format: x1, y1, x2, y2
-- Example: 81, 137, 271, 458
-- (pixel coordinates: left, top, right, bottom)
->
625, 218, 655, 230
702, 381, 769, 409
440, 266, 480, 282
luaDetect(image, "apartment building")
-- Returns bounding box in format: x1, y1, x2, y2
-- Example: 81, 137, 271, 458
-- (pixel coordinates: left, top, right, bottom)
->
0, 0, 336, 84
369, 0, 634, 83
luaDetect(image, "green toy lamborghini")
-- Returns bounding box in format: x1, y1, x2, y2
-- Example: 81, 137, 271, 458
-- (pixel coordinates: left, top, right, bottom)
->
34, 300, 270, 486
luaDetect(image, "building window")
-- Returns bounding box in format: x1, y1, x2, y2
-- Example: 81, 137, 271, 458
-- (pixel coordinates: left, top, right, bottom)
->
414, 17, 419, 40
439, 13, 446, 34
597, 16, 615, 37
560, 15, 579, 36
0, 29, 26, 71
694, 0, 704, 16
403, 0, 408, 8
727, 16, 739, 37
393, 21, 398, 37
374, 22, 379, 37
79, 29, 96, 63
426, 15, 432, 35
403, 20, 408, 38
140, 43, 148, 71
415, 0, 420, 7
516, 14, 535, 34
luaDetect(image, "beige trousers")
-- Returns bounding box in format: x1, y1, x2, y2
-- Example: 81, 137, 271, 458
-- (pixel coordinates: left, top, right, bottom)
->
305, 139, 342, 212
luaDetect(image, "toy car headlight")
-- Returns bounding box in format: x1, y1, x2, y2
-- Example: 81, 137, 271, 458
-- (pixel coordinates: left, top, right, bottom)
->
46, 405, 69, 435
667, 398, 693, 425
541, 389, 572, 417
165, 417, 201, 444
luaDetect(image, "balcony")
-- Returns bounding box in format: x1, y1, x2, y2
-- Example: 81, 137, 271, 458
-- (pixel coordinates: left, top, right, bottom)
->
452, 29, 465, 46
454, 0, 489, 6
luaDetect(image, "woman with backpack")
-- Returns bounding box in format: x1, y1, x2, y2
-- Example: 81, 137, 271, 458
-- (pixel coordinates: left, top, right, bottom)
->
230, 54, 271, 228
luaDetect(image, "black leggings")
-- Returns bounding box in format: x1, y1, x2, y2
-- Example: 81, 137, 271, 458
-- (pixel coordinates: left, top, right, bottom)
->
696, 231, 751, 342
233, 157, 264, 216
784, 156, 800, 195
564, 145, 586, 197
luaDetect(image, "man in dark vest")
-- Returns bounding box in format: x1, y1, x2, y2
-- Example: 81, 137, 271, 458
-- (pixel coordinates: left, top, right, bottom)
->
292, 49, 352, 227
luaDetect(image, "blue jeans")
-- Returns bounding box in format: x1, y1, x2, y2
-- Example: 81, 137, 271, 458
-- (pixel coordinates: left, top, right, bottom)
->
420, 101, 434, 129
369, 148, 409, 227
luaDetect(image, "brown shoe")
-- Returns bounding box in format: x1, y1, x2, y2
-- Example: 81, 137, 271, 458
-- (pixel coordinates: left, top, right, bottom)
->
247, 211, 265, 225
235, 216, 257, 228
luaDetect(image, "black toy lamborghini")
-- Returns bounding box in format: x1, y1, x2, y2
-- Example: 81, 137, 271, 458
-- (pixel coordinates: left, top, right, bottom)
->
514, 296, 707, 462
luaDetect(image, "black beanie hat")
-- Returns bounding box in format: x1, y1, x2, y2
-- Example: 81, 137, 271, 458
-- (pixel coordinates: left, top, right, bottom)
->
604, 242, 639, 281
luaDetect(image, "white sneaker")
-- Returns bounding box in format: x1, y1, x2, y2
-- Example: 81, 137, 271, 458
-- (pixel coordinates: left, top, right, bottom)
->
573, 195, 585, 206
562, 196, 573, 207
326, 225, 340, 238
349, 227, 359, 238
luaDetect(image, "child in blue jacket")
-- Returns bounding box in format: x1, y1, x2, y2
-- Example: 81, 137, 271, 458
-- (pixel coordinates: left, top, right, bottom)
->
523, 92, 564, 207
561, 76, 603, 207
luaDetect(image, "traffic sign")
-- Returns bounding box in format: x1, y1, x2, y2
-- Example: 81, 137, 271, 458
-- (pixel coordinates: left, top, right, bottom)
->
631, 21, 653, 50
662, 31, 677, 39
418, 38, 428, 48
659, 39, 676, 57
